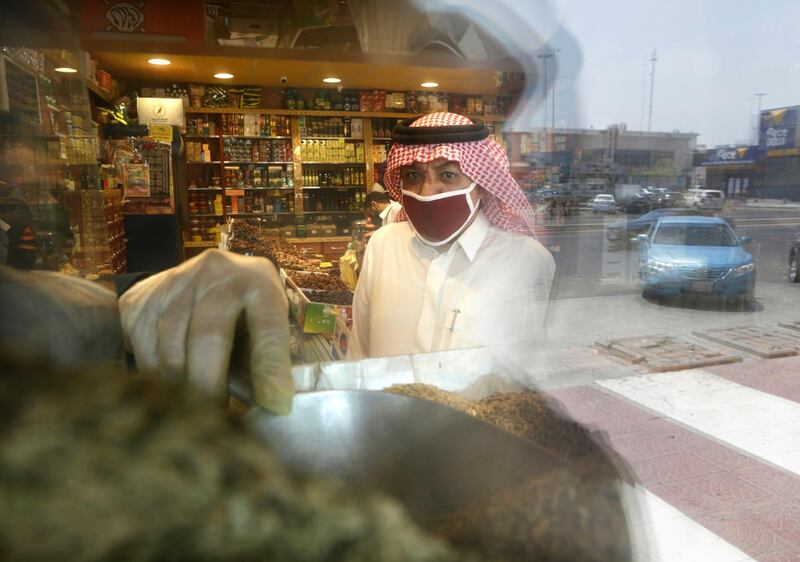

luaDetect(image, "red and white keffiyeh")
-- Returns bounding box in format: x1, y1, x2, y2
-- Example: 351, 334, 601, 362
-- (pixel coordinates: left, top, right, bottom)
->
385, 112, 536, 236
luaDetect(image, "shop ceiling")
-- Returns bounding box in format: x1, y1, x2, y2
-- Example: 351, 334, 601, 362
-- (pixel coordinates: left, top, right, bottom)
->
81, 0, 531, 95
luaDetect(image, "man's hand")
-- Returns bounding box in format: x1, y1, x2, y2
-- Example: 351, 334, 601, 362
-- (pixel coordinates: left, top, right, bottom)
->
119, 250, 293, 414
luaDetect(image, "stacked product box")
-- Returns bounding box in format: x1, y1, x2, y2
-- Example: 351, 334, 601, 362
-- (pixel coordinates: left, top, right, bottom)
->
62, 189, 126, 274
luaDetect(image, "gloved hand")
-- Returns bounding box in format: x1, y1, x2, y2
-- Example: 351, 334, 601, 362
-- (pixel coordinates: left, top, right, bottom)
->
119, 249, 293, 414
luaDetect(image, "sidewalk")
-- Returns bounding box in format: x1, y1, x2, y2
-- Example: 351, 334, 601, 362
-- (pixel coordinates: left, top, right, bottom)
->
551, 356, 800, 561
732, 198, 800, 210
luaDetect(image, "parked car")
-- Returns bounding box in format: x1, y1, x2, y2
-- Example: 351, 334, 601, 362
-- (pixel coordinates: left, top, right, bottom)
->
591, 194, 617, 213
665, 190, 686, 207
620, 193, 653, 214
689, 189, 725, 210
651, 188, 685, 207
641, 187, 668, 208
637, 216, 755, 302
605, 208, 703, 248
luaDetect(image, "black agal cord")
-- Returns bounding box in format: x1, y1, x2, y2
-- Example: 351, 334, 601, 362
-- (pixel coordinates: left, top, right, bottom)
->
391, 118, 491, 145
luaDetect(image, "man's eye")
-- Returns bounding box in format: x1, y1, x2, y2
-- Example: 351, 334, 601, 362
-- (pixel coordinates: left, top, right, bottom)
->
403, 171, 422, 181
442, 172, 456, 180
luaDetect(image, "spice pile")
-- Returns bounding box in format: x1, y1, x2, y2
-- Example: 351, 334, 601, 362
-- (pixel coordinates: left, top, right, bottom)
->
1, 356, 465, 562
386, 384, 631, 562
291, 271, 352, 292
230, 222, 321, 271
301, 290, 353, 305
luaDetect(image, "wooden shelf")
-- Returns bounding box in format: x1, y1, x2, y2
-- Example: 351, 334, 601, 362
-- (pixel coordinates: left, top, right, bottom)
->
187, 187, 223, 191
187, 161, 222, 164
301, 161, 364, 165
303, 185, 363, 190
86, 81, 114, 105
223, 161, 292, 165
304, 210, 362, 215
229, 212, 295, 217
221, 135, 291, 139
225, 187, 294, 191
303, 136, 364, 141
183, 240, 218, 248
185, 107, 507, 122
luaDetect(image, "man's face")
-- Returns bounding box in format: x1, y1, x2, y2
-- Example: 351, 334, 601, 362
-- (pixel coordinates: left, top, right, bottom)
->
399, 159, 481, 205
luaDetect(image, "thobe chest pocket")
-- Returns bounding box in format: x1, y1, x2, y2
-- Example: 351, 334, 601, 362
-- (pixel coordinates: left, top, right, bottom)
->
449, 289, 541, 347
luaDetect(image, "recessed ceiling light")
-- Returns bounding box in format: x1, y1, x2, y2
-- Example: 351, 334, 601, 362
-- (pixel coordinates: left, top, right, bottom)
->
322, 77, 342, 84
421, 81, 439, 88
147, 58, 171, 66
214, 72, 234, 79
54, 67, 78, 73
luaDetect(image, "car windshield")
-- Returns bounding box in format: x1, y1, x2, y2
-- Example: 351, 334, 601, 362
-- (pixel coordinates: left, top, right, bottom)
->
653, 223, 739, 246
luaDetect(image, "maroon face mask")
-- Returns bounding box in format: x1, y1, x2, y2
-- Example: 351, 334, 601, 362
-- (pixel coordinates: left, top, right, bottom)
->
400, 181, 480, 246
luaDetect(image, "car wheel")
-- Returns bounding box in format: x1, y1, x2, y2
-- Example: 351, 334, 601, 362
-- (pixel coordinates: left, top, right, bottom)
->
789, 251, 800, 283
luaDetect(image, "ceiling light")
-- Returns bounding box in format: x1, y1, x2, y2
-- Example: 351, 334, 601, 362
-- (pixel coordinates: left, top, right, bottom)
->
214, 72, 234, 79
147, 58, 171, 66
421, 81, 439, 88
54, 67, 78, 73
322, 77, 342, 84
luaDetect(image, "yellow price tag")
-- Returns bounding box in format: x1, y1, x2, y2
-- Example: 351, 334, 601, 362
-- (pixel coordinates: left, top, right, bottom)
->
148, 124, 173, 144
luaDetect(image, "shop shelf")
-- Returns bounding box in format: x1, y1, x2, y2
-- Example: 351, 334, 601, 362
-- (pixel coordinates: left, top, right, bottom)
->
227, 186, 294, 191
221, 135, 291, 139
302, 136, 364, 141
187, 187, 223, 191
303, 210, 362, 214
184, 107, 509, 122
302, 185, 364, 190
188, 213, 224, 217
183, 240, 218, 248
185, 135, 219, 139
228, 212, 295, 217
301, 161, 365, 165
186, 161, 222, 164
223, 161, 293, 165
86, 81, 114, 105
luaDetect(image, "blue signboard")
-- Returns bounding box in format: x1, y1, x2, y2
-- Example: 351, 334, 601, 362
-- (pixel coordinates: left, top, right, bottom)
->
701, 146, 760, 165
759, 106, 799, 150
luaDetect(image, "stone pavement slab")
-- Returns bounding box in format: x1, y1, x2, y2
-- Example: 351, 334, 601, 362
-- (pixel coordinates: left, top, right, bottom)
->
596, 335, 742, 372
694, 326, 800, 358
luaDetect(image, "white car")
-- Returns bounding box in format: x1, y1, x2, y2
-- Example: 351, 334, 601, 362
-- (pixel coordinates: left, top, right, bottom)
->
690, 189, 725, 210
591, 194, 617, 214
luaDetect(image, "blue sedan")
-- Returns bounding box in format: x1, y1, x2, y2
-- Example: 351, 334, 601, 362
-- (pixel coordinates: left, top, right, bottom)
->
638, 216, 755, 301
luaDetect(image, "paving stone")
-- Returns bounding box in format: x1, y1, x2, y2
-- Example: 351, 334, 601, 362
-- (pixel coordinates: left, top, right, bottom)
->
596, 335, 741, 372
694, 326, 800, 358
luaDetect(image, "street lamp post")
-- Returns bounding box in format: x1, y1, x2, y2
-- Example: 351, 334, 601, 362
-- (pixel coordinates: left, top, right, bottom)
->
754, 92, 767, 144
537, 47, 561, 151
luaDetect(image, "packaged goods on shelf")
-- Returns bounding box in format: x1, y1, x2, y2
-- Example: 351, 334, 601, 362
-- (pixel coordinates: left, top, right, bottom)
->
61, 189, 126, 274
223, 137, 291, 162
299, 138, 363, 164
302, 166, 364, 188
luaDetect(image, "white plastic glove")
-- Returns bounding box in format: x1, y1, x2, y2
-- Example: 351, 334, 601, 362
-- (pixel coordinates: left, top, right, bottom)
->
119, 249, 293, 414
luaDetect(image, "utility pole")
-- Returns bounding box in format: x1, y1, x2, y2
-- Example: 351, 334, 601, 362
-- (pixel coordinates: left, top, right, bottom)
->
647, 49, 657, 132
538, 50, 550, 131
538, 47, 561, 149
640, 56, 648, 131
754, 92, 767, 144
